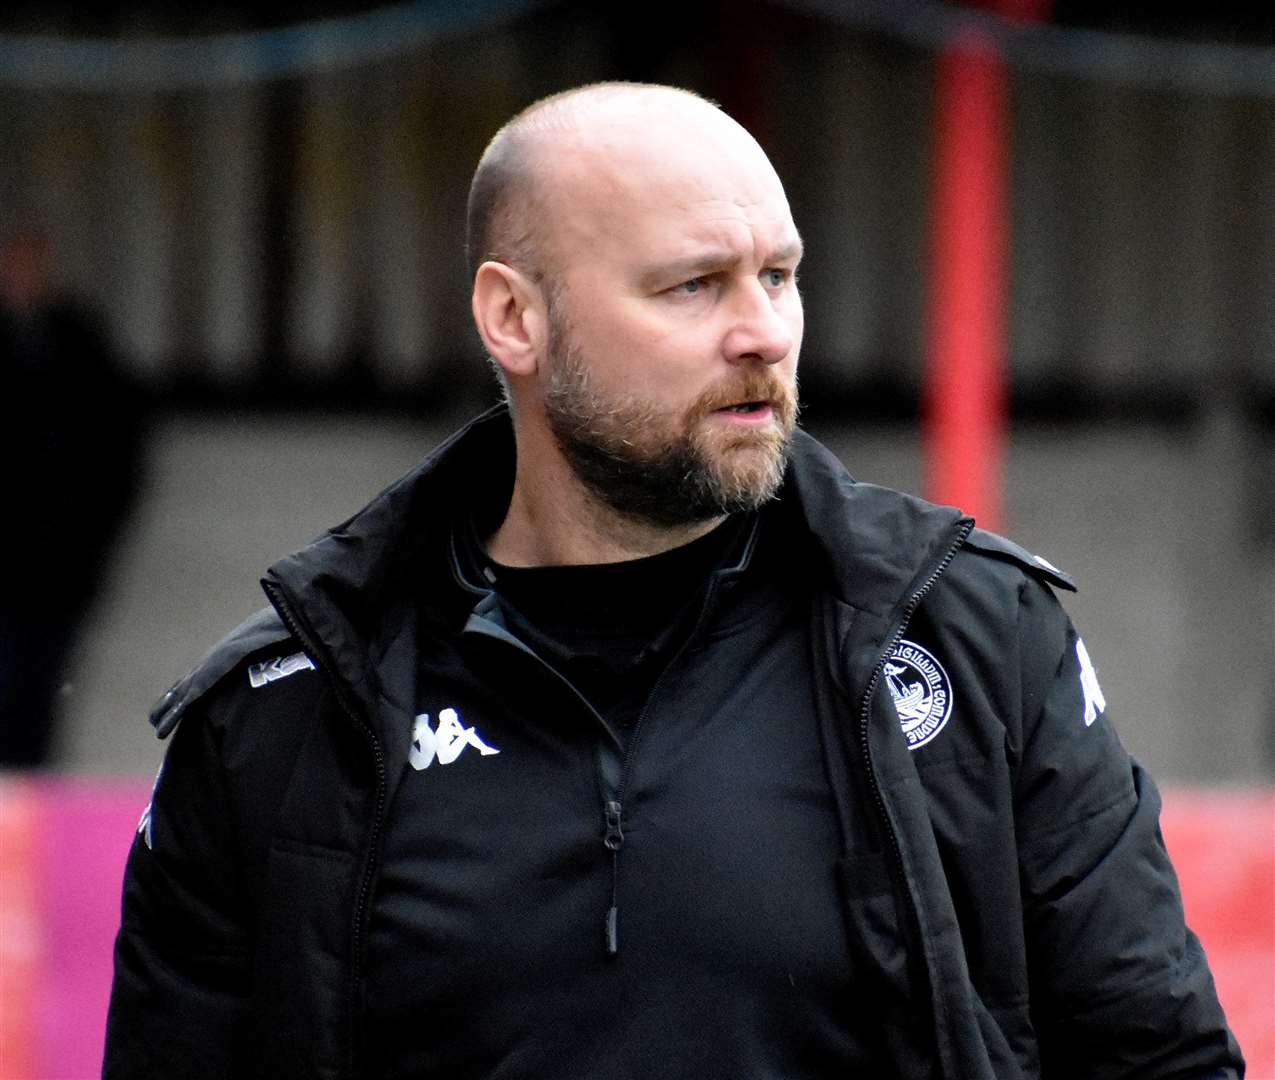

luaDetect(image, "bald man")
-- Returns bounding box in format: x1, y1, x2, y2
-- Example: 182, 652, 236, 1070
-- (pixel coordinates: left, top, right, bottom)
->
105, 83, 1242, 1079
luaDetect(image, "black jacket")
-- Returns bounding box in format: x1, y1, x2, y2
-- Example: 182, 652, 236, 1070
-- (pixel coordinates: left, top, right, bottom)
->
104, 408, 1243, 1079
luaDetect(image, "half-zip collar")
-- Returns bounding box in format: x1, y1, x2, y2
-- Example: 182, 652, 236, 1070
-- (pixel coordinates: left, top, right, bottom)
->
451, 510, 761, 741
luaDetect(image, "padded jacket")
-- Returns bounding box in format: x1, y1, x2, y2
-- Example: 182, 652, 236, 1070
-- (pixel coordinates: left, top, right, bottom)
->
104, 407, 1243, 1079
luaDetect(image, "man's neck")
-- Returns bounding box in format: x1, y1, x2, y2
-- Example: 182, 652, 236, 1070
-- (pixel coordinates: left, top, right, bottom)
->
486, 450, 723, 567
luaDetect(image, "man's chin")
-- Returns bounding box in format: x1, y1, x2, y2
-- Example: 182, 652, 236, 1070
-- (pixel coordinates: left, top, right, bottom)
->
698, 419, 789, 462
697, 440, 789, 507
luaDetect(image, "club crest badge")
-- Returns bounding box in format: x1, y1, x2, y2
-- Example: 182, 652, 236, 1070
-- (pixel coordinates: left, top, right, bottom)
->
885, 640, 953, 750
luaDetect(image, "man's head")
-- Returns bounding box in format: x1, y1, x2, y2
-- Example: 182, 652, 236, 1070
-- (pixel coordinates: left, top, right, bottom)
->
468, 82, 804, 530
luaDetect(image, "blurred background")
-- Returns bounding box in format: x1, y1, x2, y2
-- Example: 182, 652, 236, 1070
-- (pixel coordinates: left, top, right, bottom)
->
0, 0, 1272, 1075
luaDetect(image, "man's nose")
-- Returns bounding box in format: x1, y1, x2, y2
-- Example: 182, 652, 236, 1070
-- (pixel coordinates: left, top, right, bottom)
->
722, 280, 795, 366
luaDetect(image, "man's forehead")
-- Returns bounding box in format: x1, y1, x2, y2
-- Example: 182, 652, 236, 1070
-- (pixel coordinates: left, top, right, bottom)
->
644, 229, 804, 270
567, 100, 771, 179
539, 110, 792, 249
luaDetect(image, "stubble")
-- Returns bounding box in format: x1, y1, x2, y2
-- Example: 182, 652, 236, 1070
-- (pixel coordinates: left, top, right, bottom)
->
541, 306, 798, 528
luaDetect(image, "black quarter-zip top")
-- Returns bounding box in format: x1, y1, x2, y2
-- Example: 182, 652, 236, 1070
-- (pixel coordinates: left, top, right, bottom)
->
458, 511, 755, 957
361, 505, 877, 1078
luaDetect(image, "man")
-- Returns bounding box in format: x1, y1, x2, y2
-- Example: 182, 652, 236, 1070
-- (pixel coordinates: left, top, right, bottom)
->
104, 83, 1243, 1078
0, 227, 146, 765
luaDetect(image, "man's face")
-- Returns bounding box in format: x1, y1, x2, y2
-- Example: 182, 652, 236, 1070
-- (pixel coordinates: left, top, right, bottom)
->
533, 106, 804, 527
542, 293, 798, 527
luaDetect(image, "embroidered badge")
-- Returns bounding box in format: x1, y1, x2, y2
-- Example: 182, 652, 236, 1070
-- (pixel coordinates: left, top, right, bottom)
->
885, 640, 953, 751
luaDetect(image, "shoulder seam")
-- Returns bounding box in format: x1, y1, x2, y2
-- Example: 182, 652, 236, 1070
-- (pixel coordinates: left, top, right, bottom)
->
149, 608, 296, 738
960, 528, 1077, 592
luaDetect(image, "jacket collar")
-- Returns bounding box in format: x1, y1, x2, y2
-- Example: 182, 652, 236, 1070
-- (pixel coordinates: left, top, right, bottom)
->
260, 406, 971, 728
781, 426, 971, 619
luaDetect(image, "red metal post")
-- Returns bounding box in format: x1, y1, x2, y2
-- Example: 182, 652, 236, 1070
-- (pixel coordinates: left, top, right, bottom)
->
923, 1, 1049, 530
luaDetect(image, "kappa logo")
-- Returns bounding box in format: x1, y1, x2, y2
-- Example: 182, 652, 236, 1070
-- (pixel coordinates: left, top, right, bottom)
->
248, 651, 316, 688
409, 708, 500, 770
136, 757, 165, 851
1076, 637, 1107, 727
885, 639, 953, 751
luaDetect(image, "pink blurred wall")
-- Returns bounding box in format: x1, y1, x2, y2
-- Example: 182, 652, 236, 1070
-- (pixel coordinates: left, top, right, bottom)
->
1, 777, 1270, 1078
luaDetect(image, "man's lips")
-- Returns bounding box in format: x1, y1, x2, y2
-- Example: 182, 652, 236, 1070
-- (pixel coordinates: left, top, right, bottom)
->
711, 400, 775, 421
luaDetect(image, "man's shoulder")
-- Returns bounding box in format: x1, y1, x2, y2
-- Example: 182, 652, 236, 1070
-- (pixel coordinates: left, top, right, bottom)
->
956, 527, 1077, 593
911, 527, 1078, 690
785, 435, 1076, 607
918, 526, 1078, 642
148, 607, 320, 739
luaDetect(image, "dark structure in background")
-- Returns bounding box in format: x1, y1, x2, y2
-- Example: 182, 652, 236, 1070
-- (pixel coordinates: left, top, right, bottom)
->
0, 229, 148, 765
1, 1, 1273, 436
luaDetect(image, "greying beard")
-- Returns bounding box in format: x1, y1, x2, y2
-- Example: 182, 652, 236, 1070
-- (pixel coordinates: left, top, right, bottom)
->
542, 321, 796, 528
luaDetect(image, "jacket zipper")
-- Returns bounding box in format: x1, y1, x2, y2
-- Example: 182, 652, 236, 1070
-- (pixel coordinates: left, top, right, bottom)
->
261, 580, 387, 1080
462, 618, 634, 955
601, 576, 722, 956
854, 519, 972, 1079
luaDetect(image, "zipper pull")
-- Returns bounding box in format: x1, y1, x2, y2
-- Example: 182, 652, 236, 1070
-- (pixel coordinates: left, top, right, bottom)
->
605, 904, 619, 955
603, 801, 623, 955
604, 800, 624, 851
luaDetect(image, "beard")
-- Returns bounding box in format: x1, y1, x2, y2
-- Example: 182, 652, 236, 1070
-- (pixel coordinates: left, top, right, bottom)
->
541, 305, 799, 529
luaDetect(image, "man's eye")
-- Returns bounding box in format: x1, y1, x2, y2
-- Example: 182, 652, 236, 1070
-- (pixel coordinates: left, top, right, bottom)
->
762, 268, 788, 288
673, 277, 705, 295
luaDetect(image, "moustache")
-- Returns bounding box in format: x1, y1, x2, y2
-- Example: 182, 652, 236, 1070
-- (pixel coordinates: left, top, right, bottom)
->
690, 370, 799, 424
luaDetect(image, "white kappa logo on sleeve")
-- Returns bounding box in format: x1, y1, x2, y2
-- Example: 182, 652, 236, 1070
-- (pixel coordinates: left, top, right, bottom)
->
136, 757, 166, 851
409, 708, 500, 770
247, 651, 316, 688
1076, 637, 1107, 727
886, 640, 953, 751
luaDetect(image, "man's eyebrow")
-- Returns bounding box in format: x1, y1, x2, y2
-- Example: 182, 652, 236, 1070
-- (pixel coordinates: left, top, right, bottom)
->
770, 239, 804, 264
639, 239, 804, 287
638, 250, 736, 286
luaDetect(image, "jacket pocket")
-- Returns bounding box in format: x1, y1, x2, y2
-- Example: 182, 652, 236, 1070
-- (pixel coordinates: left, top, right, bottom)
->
837, 849, 938, 1079
253, 843, 360, 1080
974, 993, 1038, 1079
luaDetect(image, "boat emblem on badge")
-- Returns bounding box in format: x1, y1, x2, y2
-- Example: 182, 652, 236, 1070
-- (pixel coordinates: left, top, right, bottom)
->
885, 640, 953, 750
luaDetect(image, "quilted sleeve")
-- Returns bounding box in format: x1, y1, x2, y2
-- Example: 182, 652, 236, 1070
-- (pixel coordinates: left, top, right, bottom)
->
1012, 580, 1244, 1079
102, 705, 253, 1080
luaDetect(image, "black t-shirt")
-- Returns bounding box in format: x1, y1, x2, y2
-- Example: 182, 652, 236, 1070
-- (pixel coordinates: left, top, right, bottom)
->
472, 513, 751, 735
364, 508, 871, 1078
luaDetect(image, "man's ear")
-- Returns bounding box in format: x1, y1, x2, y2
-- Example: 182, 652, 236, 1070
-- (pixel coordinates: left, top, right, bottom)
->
471, 261, 547, 379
